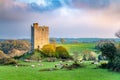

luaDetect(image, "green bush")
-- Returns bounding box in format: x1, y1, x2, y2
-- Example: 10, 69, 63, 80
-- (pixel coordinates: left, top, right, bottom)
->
96, 41, 116, 60
97, 41, 120, 72
56, 46, 70, 59
20, 49, 45, 60
41, 44, 56, 57
31, 49, 44, 60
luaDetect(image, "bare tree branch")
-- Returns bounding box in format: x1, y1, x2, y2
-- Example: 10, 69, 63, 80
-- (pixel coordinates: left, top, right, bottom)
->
115, 30, 120, 38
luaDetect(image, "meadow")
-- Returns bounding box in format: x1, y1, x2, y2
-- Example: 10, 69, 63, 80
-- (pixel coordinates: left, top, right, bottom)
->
0, 61, 120, 80
0, 43, 120, 80
57, 43, 96, 55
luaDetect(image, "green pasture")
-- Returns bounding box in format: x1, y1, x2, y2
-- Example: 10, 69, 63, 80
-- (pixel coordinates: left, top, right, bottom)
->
0, 61, 120, 80
0, 43, 120, 80
57, 43, 96, 55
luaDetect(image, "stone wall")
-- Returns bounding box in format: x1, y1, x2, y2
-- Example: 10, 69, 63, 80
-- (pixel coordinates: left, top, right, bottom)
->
31, 23, 49, 50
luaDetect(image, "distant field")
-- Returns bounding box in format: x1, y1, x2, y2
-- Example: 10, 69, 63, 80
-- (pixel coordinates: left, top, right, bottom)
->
0, 61, 120, 80
57, 43, 96, 55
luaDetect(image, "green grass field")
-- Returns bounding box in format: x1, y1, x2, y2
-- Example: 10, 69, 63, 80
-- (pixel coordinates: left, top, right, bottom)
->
0, 61, 120, 80
0, 43, 120, 80
57, 43, 96, 55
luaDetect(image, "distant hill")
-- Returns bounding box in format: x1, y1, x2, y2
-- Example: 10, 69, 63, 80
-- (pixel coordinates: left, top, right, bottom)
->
0, 38, 120, 44
50, 38, 120, 43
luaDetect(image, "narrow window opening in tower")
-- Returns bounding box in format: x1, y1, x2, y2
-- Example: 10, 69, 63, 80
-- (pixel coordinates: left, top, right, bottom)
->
42, 28, 44, 31
38, 45, 40, 49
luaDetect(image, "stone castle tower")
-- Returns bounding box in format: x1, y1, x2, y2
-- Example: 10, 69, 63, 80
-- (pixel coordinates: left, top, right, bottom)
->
31, 23, 49, 50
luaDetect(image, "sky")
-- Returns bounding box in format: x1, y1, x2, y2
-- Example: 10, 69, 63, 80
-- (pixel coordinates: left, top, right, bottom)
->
0, 0, 120, 39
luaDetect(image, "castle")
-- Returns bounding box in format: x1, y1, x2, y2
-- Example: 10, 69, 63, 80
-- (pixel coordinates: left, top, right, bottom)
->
31, 23, 49, 50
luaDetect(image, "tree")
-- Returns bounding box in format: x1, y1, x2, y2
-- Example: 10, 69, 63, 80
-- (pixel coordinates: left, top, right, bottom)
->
60, 38, 65, 44
41, 44, 56, 57
0, 50, 8, 59
115, 30, 120, 38
50, 38, 56, 44
97, 41, 116, 60
97, 41, 117, 69
0, 50, 17, 65
56, 46, 70, 59
0, 40, 30, 55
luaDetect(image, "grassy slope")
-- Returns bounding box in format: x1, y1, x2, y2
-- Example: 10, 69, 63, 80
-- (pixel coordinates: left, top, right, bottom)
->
0, 62, 120, 80
57, 43, 96, 55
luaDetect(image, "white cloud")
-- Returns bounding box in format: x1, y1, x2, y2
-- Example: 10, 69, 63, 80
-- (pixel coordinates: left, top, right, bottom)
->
0, 0, 120, 38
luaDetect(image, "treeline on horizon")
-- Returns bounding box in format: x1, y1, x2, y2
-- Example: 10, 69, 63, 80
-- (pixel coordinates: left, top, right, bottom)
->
0, 38, 120, 44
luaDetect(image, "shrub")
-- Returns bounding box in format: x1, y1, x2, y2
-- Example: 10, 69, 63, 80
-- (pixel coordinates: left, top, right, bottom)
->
0, 58, 17, 65
31, 49, 44, 60
97, 41, 120, 72
82, 50, 96, 60
0, 40, 30, 54
56, 46, 70, 59
0, 50, 8, 59
65, 62, 86, 70
96, 41, 116, 60
99, 62, 108, 69
0, 50, 17, 65
110, 49, 120, 72
41, 44, 56, 57
20, 49, 45, 61
41, 44, 70, 59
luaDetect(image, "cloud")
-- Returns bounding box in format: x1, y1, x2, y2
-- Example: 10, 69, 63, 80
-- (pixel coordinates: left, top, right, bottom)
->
0, 0, 29, 22
0, 0, 120, 38
71, 0, 110, 9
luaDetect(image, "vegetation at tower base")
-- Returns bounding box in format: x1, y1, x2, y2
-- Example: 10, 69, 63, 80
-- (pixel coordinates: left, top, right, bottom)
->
41, 44, 56, 57
41, 44, 70, 59
30, 50, 44, 60
20, 49, 45, 60
97, 41, 120, 72
56, 46, 70, 59
21, 45, 70, 61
